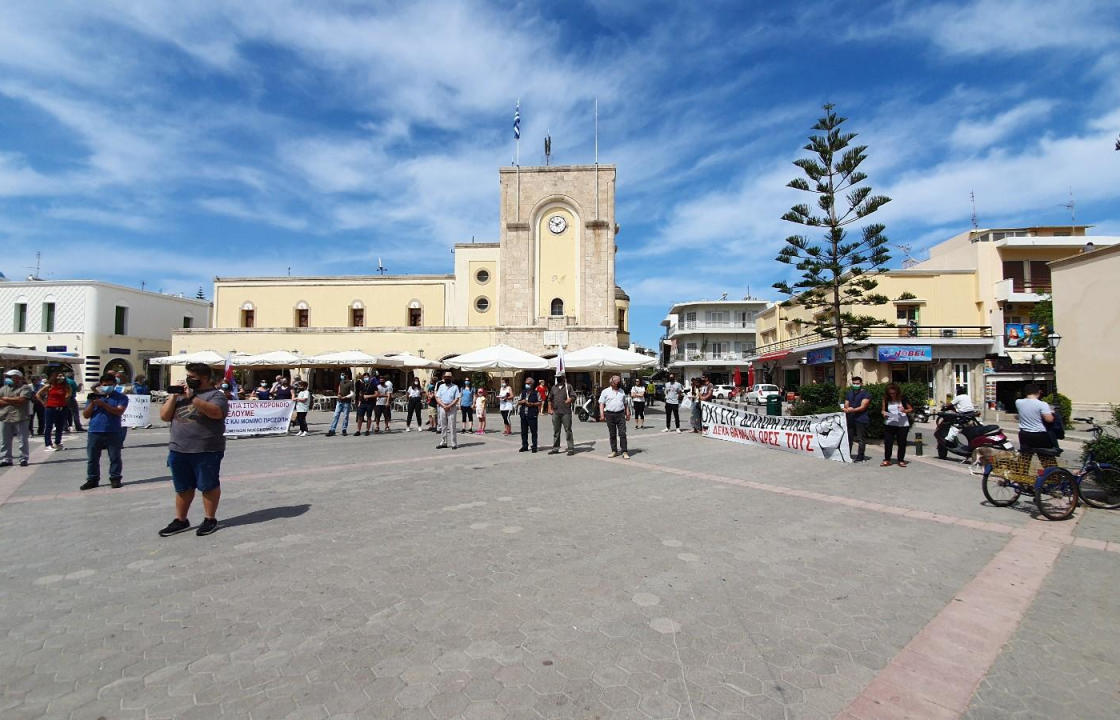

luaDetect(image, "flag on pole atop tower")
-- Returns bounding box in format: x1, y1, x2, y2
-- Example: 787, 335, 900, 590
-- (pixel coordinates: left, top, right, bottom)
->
513, 101, 520, 140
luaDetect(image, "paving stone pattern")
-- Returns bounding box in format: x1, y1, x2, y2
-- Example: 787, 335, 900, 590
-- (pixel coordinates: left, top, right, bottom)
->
0, 408, 1117, 719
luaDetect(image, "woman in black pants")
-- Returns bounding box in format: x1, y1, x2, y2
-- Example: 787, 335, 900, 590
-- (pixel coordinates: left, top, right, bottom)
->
880, 383, 913, 467
405, 379, 424, 431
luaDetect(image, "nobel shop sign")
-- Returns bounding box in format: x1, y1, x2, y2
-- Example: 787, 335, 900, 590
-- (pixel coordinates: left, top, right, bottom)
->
877, 345, 932, 363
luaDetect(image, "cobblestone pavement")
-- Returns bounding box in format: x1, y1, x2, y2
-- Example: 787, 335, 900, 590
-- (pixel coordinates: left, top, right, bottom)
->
0, 408, 1117, 719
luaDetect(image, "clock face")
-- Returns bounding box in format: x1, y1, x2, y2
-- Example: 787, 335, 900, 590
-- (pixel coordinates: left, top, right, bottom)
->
548, 215, 567, 234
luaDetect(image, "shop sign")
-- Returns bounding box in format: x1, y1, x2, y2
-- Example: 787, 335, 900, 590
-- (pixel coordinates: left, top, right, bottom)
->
877, 345, 932, 363
1004, 323, 1045, 348
806, 348, 833, 365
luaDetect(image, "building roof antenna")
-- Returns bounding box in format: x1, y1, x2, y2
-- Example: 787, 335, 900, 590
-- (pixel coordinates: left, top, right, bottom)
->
376, 257, 388, 275
895, 242, 918, 269
25, 250, 42, 281
1060, 187, 1076, 224
969, 190, 978, 230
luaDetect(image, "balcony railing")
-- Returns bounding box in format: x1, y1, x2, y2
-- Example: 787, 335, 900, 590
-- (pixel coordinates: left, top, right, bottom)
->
671, 350, 756, 363
677, 319, 757, 331
748, 325, 994, 358
994, 278, 1051, 301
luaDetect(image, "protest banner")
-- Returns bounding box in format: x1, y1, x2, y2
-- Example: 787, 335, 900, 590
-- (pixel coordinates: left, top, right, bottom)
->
701, 401, 851, 463
121, 394, 151, 428
224, 399, 295, 436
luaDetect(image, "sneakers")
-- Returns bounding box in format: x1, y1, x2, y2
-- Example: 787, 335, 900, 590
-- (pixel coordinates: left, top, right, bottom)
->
196, 517, 218, 536
548, 448, 561, 455
661, 428, 670, 433
341, 430, 348, 436
404, 427, 411, 432
19, 460, 28, 467
56, 444, 65, 450
44, 445, 56, 452
110, 478, 123, 489
0, 460, 11, 467
79, 480, 99, 491
298, 431, 308, 436
676, 429, 684, 433
437, 443, 447, 449
566, 449, 575, 456
158, 518, 191, 537
452, 444, 458, 450
325, 431, 335, 437
609, 451, 619, 458
622, 452, 631, 460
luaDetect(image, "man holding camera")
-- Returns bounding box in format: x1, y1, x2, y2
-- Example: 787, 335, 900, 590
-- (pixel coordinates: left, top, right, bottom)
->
158, 363, 229, 537
79, 373, 129, 489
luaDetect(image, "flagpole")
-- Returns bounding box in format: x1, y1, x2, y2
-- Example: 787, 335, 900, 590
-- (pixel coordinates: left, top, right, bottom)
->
514, 99, 521, 221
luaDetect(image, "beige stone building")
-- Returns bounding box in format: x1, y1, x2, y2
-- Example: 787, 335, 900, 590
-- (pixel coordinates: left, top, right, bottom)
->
1050, 243, 1120, 415
172, 164, 630, 368
751, 226, 1118, 409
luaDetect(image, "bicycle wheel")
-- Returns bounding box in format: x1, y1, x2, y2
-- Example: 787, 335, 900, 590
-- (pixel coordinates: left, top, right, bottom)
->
1034, 468, 1079, 521
1079, 466, 1120, 510
982, 466, 1021, 506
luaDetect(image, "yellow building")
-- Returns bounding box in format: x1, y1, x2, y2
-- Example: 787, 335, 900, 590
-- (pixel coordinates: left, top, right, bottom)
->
172, 164, 630, 367
1050, 243, 1120, 416
752, 226, 1118, 408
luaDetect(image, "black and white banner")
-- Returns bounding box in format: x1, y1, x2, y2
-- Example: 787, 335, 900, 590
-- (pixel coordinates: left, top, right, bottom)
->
702, 402, 851, 463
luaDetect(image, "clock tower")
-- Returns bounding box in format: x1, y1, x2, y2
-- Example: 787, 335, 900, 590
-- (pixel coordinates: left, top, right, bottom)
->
497, 164, 617, 333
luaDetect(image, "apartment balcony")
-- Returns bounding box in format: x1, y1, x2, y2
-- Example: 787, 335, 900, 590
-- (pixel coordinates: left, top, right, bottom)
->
994, 278, 1051, 304
747, 325, 994, 359
670, 350, 756, 366
669, 320, 757, 337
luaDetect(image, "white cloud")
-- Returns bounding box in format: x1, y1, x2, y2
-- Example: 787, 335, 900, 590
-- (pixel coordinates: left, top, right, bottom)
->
197, 197, 310, 232
45, 205, 156, 232
949, 99, 1057, 150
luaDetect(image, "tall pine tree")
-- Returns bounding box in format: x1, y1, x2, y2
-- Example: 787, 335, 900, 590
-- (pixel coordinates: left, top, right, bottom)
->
772, 104, 892, 383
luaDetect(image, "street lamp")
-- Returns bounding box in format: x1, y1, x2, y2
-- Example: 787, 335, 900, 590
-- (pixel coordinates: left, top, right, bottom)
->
1047, 331, 1062, 396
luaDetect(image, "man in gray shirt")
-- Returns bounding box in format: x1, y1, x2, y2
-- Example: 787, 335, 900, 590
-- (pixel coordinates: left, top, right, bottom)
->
0, 369, 33, 467
548, 372, 576, 455
158, 363, 230, 537
662, 374, 684, 432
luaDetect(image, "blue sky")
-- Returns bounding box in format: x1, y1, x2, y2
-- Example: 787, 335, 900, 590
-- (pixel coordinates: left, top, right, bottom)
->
2, 0, 1118, 347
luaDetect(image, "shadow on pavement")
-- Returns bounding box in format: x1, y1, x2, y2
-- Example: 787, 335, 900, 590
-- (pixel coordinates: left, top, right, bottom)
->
124, 475, 172, 487
222, 504, 311, 528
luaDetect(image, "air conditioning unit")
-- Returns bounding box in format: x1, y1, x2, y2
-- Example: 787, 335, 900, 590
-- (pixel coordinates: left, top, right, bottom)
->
941, 328, 956, 338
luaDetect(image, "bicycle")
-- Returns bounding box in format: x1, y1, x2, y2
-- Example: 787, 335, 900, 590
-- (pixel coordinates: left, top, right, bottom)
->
1050, 417, 1120, 510
981, 446, 1077, 521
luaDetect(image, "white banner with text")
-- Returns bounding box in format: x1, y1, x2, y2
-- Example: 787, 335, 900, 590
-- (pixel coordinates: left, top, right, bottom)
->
224, 400, 295, 436
702, 402, 851, 463
121, 394, 151, 428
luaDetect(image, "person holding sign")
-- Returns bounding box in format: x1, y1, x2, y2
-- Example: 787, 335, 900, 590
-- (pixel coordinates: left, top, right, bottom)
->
158, 363, 229, 537
79, 373, 129, 490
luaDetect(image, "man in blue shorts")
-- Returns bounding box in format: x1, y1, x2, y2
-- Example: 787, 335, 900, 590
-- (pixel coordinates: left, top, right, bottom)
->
158, 363, 230, 537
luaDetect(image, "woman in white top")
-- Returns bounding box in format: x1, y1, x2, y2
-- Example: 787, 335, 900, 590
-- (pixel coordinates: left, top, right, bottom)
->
630, 381, 646, 429
475, 389, 488, 435
293, 382, 311, 436
498, 380, 514, 435
880, 383, 913, 467
405, 379, 424, 431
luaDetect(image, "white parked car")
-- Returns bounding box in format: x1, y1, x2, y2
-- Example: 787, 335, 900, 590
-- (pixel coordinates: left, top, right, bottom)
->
744, 384, 781, 405
711, 384, 736, 399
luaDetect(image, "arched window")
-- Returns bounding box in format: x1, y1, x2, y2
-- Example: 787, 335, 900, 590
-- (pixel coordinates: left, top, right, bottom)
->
350, 300, 365, 327
408, 300, 423, 327
550, 298, 564, 316
240, 302, 255, 328
294, 301, 309, 328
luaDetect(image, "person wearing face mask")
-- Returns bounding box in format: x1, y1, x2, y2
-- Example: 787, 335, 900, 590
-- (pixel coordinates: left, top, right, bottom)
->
517, 376, 542, 453
254, 381, 271, 400
354, 373, 376, 436
598, 375, 631, 459
273, 377, 293, 400
405, 378, 424, 431
218, 381, 235, 401
293, 381, 311, 436
435, 372, 461, 449
374, 373, 393, 433
326, 372, 354, 437
36, 372, 72, 451
158, 363, 229, 537
460, 379, 475, 432
498, 379, 514, 435
79, 373, 130, 490
843, 376, 872, 462
0, 369, 34, 467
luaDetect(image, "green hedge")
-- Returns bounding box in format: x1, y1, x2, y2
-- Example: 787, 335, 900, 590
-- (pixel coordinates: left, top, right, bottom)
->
793, 381, 928, 440
1085, 434, 1120, 466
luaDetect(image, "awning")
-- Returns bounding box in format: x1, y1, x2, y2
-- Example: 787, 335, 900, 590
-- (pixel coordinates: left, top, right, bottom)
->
757, 350, 790, 362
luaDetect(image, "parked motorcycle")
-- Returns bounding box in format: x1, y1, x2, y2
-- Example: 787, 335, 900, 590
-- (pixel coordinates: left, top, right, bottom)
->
935, 410, 1014, 460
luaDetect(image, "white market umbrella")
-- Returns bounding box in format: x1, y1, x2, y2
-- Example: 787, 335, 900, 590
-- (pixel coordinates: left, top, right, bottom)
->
301, 350, 382, 367
383, 352, 443, 369
231, 350, 308, 368
148, 350, 226, 366
444, 344, 548, 371
552, 344, 658, 371
0, 347, 85, 366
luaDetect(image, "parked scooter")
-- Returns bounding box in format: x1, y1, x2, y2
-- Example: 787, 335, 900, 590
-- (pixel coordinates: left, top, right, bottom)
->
935, 410, 1014, 460
576, 394, 597, 422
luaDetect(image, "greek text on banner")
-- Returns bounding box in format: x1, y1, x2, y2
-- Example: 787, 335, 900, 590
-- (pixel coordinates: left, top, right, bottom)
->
701, 401, 851, 463
122, 394, 151, 428
224, 400, 295, 436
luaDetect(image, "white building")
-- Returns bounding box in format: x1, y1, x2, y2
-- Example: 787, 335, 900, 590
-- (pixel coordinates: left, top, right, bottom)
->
0, 279, 211, 387
660, 298, 773, 384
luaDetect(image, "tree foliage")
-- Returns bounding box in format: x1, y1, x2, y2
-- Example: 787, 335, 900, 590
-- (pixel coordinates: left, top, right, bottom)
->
773, 104, 892, 380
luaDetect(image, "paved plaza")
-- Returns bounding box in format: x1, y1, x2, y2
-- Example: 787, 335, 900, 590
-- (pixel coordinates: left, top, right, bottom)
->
1, 407, 1118, 720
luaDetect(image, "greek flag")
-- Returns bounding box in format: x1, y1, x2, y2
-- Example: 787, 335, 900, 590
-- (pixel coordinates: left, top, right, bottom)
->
513, 102, 520, 140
